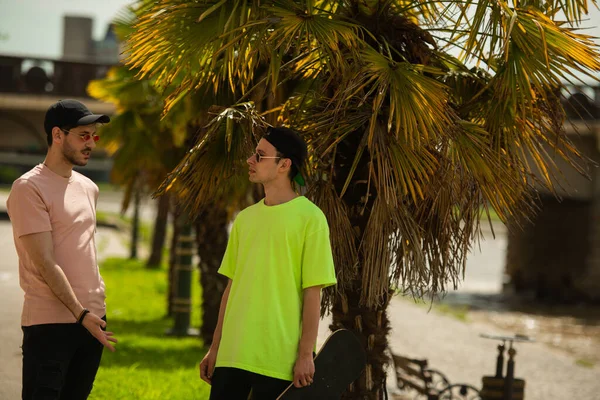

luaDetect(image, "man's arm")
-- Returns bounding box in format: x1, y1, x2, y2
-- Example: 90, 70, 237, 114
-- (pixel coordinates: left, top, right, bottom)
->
199, 279, 232, 384
293, 285, 322, 388
210, 279, 232, 349
20, 231, 117, 351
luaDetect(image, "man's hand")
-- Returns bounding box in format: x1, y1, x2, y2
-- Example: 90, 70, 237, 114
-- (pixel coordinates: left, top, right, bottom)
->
81, 312, 117, 352
199, 346, 218, 384
293, 353, 315, 388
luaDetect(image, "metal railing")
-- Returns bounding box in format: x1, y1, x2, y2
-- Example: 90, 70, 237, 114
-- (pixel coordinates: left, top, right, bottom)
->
0, 54, 116, 98
562, 84, 600, 121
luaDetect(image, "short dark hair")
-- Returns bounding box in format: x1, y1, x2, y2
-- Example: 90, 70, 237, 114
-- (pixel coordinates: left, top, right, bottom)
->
275, 150, 298, 181
263, 126, 307, 186
47, 124, 75, 146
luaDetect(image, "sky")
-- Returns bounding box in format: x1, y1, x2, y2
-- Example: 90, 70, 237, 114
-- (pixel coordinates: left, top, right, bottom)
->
0, 0, 598, 82
0, 0, 134, 58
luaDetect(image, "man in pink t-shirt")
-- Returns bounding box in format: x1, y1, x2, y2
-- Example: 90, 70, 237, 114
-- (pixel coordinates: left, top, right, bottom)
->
7, 99, 118, 400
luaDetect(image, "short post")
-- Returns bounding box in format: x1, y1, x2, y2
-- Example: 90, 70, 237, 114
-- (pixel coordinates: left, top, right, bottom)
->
495, 341, 505, 378
504, 342, 516, 400
167, 212, 198, 336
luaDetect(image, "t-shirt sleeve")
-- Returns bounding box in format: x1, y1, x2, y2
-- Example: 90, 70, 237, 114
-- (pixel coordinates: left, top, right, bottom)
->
217, 218, 239, 280
301, 216, 337, 290
93, 183, 99, 208
7, 179, 52, 238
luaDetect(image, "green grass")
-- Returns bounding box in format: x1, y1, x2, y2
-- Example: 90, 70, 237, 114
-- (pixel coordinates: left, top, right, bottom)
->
3, 181, 120, 194
90, 257, 210, 400
95, 210, 112, 223
95, 210, 154, 250
136, 220, 153, 247
575, 359, 595, 369
483, 207, 501, 222
96, 210, 126, 229
97, 234, 110, 255
405, 297, 470, 322
96, 182, 122, 193
433, 303, 470, 322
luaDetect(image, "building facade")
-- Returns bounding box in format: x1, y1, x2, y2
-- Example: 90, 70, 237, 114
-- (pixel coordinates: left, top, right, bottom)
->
0, 16, 118, 183
505, 85, 600, 302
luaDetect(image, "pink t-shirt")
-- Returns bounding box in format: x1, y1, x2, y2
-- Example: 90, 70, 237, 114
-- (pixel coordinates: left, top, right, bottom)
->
6, 164, 106, 326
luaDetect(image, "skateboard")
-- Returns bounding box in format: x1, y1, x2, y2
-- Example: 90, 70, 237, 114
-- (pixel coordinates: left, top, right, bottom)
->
277, 329, 367, 400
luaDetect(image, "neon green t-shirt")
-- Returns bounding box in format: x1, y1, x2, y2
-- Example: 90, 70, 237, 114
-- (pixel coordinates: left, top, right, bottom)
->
215, 196, 337, 381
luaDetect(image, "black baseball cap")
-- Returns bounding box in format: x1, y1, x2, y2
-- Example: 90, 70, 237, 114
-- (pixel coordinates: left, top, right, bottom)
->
263, 126, 307, 186
44, 99, 110, 135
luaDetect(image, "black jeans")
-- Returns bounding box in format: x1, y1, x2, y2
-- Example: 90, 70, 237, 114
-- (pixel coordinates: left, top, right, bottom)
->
21, 317, 105, 400
209, 367, 291, 400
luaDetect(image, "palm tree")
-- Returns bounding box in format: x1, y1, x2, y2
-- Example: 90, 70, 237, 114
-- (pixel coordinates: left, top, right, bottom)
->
88, 63, 183, 264
194, 203, 230, 343
87, 7, 189, 268
126, 0, 600, 398
157, 105, 268, 339
90, 5, 253, 337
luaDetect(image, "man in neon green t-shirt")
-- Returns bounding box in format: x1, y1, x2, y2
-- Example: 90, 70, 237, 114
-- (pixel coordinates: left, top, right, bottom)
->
199, 127, 337, 399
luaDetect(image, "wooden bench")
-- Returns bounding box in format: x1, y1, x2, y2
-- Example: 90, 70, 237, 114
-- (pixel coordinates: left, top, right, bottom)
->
389, 351, 481, 400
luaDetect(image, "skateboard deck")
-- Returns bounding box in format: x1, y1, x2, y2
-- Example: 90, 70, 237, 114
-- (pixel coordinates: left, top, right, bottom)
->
277, 329, 366, 400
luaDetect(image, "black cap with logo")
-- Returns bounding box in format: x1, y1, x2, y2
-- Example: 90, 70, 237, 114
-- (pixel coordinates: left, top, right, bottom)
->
263, 126, 307, 186
44, 99, 110, 136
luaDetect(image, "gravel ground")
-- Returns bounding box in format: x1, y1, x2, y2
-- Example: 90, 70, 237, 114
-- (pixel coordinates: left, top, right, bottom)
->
389, 298, 599, 400
316, 296, 600, 400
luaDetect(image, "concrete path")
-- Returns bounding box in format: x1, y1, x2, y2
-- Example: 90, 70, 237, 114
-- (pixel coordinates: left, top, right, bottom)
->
0, 217, 24, 400
385, 298, 599, 400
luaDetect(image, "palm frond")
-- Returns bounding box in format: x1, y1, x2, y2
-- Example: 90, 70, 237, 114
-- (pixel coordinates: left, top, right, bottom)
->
340, 46, 455, 146
307, 179, 358, 311
155, 102, 268, 215
433, 0, 599, 66
267, 2, 361, 74
126, 0, 600, 309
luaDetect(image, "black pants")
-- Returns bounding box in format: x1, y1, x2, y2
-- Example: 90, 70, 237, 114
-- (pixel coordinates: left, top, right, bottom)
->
21, 317, 105, 400
209, 367, 291, 400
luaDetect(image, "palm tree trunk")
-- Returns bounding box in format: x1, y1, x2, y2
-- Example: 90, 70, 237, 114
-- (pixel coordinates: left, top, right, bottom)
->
331, 285, 391, 400
147, 193, 170, 268
330, 135, 391, 399
167, 204, 181, 317
195, 204, 229, 345
129, 188, 141, 259
170, 211, 195, 335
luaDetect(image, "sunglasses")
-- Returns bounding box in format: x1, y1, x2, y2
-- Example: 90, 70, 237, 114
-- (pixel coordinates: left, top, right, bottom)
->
251, 152, 281, 163
61, 128, 100, 143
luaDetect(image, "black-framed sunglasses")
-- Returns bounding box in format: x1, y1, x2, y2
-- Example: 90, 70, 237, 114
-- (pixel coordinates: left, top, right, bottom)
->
251, 152, 281, 163
61, 128, 100, 143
